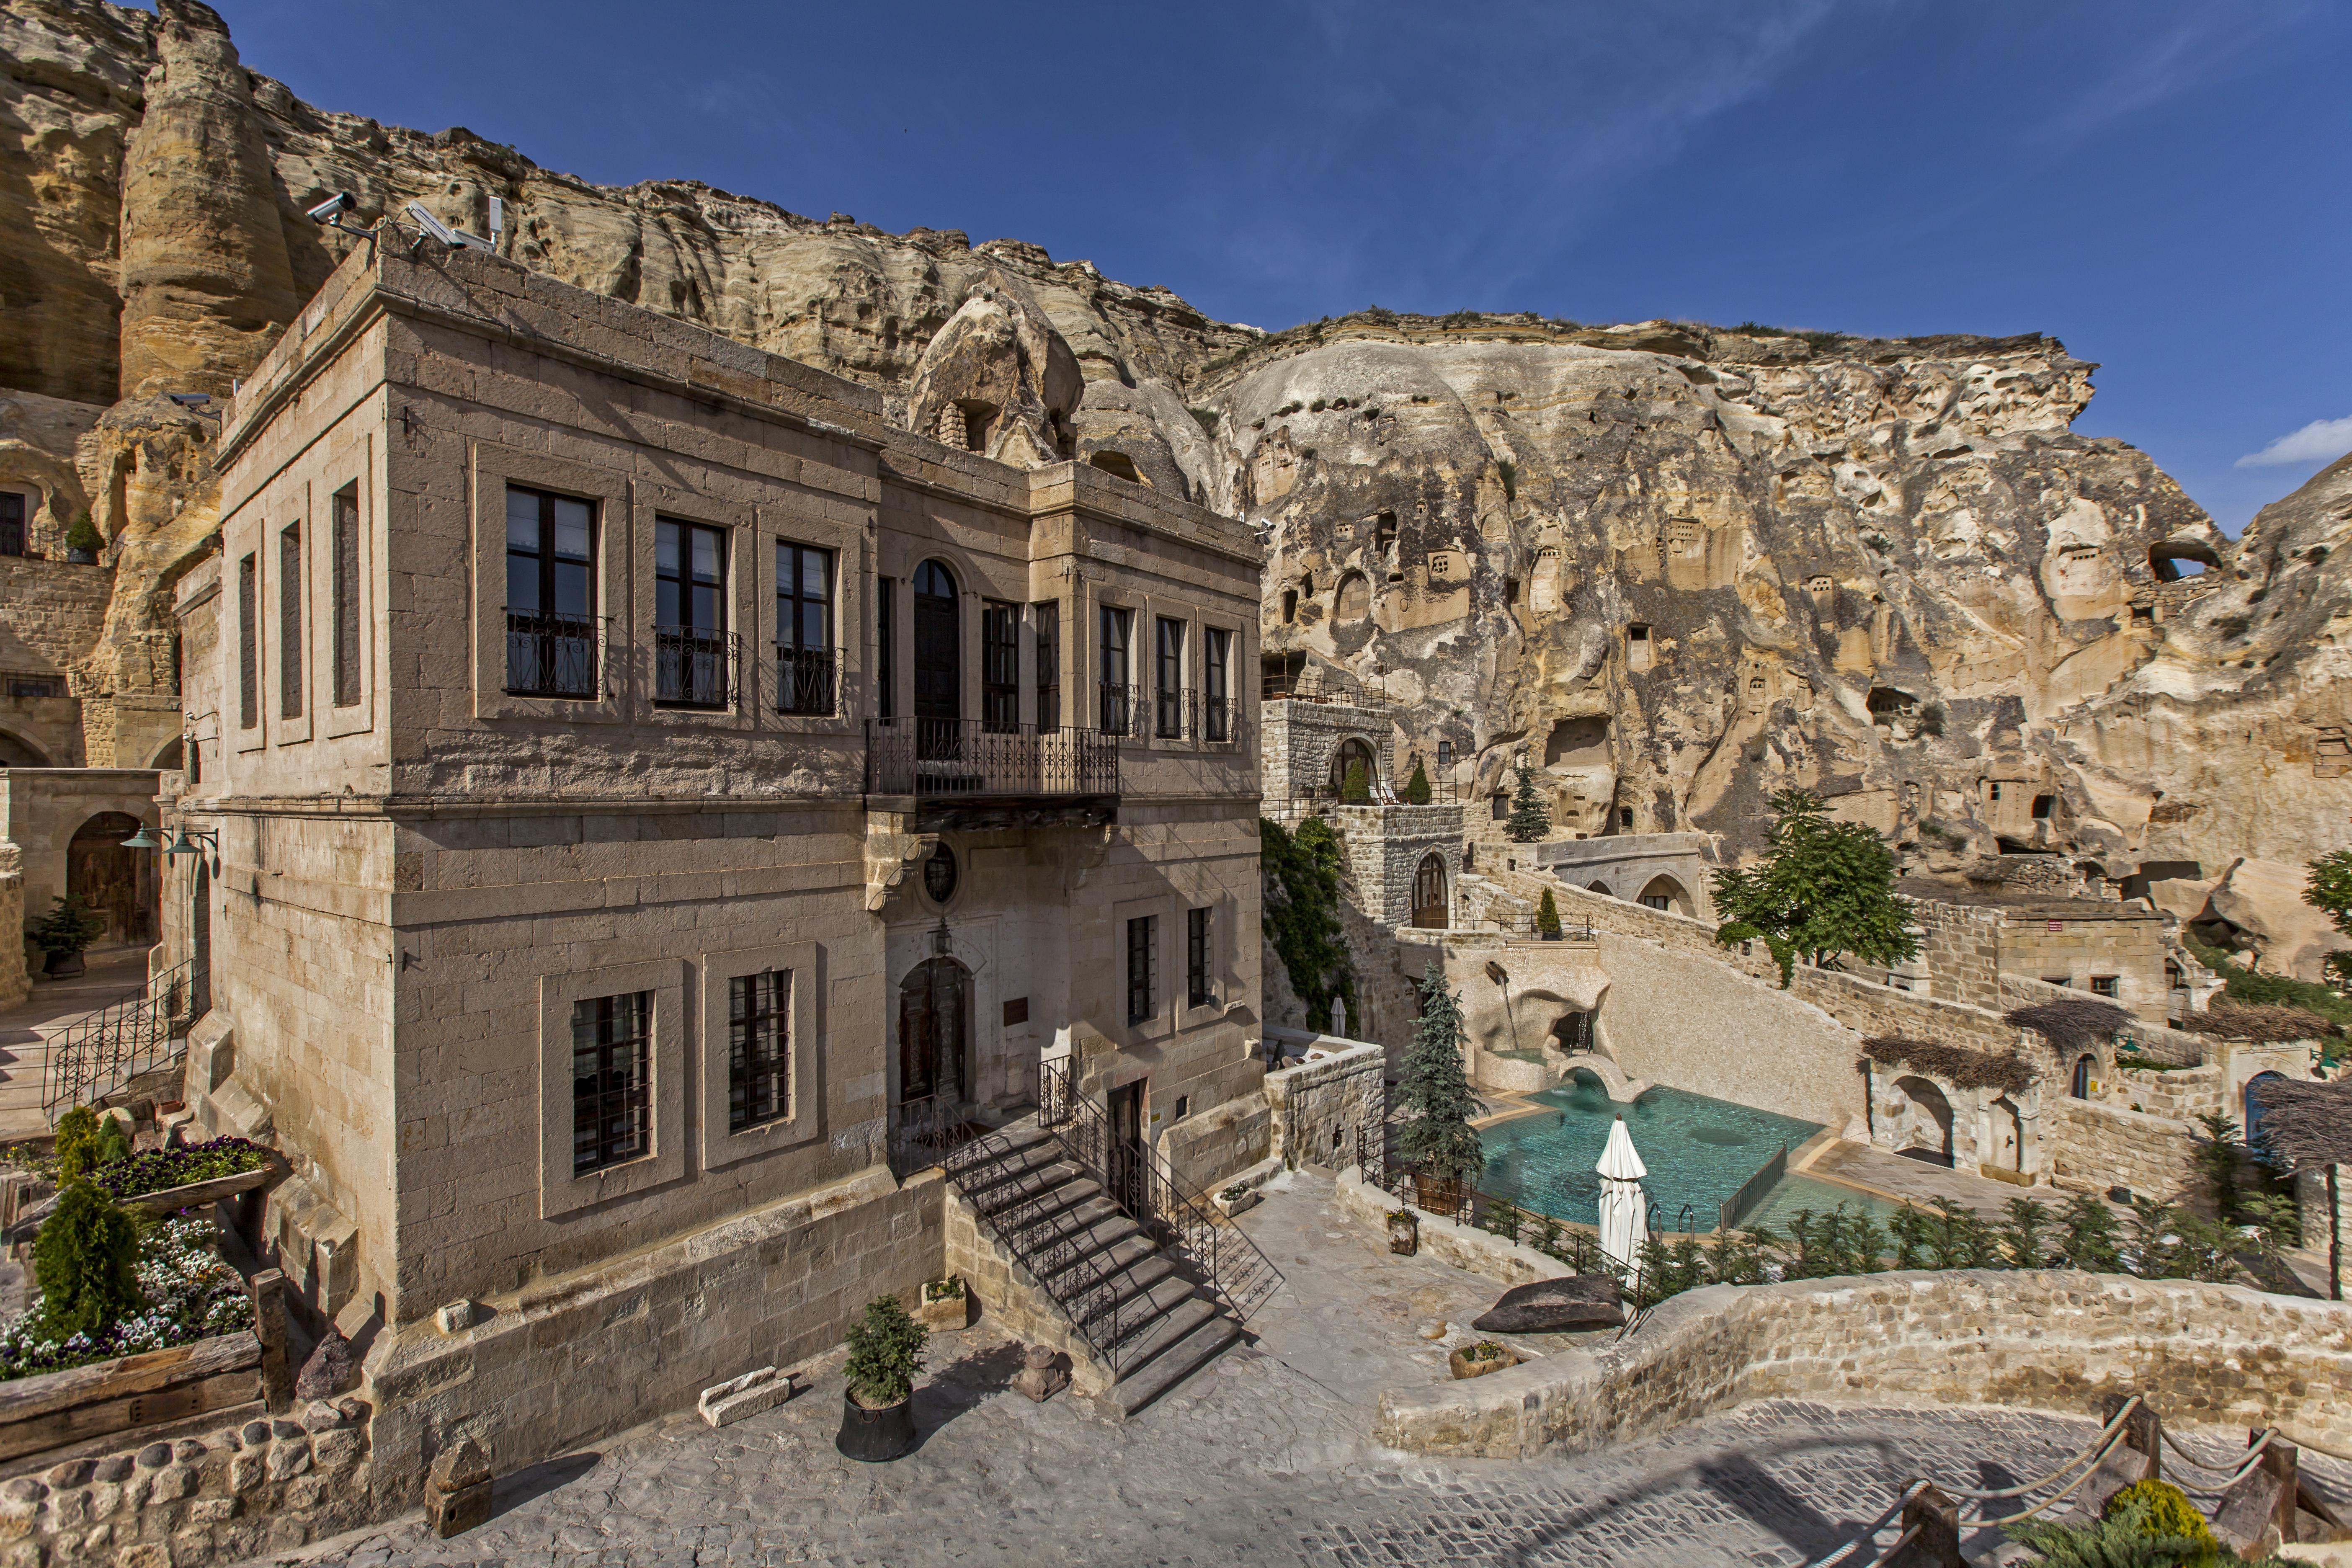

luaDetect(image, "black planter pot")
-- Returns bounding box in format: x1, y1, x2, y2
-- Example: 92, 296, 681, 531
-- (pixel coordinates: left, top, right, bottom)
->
836, 1390, 916, 1461
1540, 930, 1563, 941
42, 949, 84, 978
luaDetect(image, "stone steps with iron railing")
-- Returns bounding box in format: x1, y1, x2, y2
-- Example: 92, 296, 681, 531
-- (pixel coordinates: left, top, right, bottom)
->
42, 957, 204, 1123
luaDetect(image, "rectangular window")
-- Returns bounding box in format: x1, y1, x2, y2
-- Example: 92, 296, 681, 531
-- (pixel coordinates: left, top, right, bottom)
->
1204, 628, 1232, 742
1186, 906, 1212, 1007
0, 493, 23, 557
728, 970, 790, 1132
1099, 606, 1132, 736
775, 542, 834, 715
237, 553, 257, 730
278, 522, 302, 718
1126, 914, 1156, 1025
2089, 975, 2119, 998
332, 485, 360, 707
1640, 895, 1671, 912
504, 485, 598, 698
571, 991, 651, 1174
982, 600, 1019, 732
1155, 616, 1185, 739
655, 518, 729, 707
877, 576, 895, 721
1032, 601, 1060, 732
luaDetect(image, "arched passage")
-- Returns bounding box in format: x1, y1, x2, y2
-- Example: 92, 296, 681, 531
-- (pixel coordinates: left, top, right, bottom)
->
68, 811, 155, 946
2245, 1070, 2286, 1158
2071, 1053, 2097, 1099
1586, 881, 1614, 898
0, 730, 52, 768
1891, 1074, 1955, 1166
1638, 875, 1693, 915
1411, 853, 1448, 928
1331, 737, 1379, 798
1334, 572, 1369, 621
897, 955, 972, 1107
2148, 539, 2220, 582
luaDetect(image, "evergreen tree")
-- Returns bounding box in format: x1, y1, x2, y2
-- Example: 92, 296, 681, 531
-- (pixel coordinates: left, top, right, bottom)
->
1536, 887, 1563, 936
1341, 759, 1372, 804
1710, 789, 1919, 986
1403, 761, 1432, 805
33, 1181, 142, 1341
1260, 817, 1358, 1033
2309, 847, 2352, 940
1396, 961, 1484, 1192
1506, 764, 1550, 842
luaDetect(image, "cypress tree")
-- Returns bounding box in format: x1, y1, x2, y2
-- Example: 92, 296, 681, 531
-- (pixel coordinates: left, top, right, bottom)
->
1506, 764, 1550, 842
1341, 759, 1372, 804
1396, 960, 1484, 1196
1536, 887, 1563, 937
1403, 761, 1432, 805
33, 1181, 142, 1341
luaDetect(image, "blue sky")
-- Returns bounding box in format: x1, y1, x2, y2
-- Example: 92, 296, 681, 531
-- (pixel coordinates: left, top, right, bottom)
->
217, 0, 2349, 533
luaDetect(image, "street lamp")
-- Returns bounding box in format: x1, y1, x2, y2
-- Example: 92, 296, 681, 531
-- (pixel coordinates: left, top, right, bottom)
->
122, 823, 219, 874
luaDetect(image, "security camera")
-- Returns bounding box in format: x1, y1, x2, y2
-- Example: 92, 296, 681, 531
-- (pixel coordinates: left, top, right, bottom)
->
306, 191, 356, 224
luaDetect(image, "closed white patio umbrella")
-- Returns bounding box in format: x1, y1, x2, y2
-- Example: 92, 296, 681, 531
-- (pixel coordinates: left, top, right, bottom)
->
1596, 1114, 1649, 1280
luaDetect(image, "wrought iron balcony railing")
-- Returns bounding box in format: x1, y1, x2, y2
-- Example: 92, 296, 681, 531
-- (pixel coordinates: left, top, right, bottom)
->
1155, 683, 1185, 740
1202, 692, 1235, 744
1098, 682, 1142, 739
775, 645, 837, 716
654, 624, 739, 709
867, 718, 1120, 799
504, 611, 606, 699
45, 957, 203, 1123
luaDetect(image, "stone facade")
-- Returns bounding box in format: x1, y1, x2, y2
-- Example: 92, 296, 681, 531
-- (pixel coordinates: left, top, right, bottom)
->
1260, 691, 1398, 808
2045, 1098, 2201, 1204
1534, 831, 1720, 921
1334, 803, 1463, 930
1260, 1036, 1385, 1169
154, 234, 1266, 1496
1375, 1269, 2352, 1461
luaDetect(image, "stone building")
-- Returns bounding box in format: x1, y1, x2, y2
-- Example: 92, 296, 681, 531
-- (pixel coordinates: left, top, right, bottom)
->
156, 234, 1266, 1482
1902, 884, 2188, 1022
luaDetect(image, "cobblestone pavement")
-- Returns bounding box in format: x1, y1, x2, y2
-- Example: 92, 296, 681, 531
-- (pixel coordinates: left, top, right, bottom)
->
274, 1171, 2306, 1568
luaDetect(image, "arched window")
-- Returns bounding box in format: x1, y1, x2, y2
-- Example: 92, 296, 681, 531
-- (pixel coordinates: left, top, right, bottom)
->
1335, 572, 1370, 621
1411, 853, 1447, 928
1638, 875, 1692, 916
1331, 738, 1379, 798
912, 560, 960, 745
2071, 1054, 2096, 1099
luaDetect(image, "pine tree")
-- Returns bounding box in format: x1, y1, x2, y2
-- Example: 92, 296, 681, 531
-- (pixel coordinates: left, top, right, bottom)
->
1396, 961, 1484, 1196
1341, 759, 1372, 804
1506, 764, 1550, 842
33, 1181, 142, 1341
1536, 887, 1563, 937
1403, 761, 1432, 805
1710, 788, 1919, 986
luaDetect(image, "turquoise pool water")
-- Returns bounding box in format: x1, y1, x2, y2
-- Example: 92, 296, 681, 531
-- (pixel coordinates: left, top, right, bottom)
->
1476, 1073, 1899, 1233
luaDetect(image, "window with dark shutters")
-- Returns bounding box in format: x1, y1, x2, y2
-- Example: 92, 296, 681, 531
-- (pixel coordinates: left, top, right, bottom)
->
237, 553, 258, 730
279, 523, 302, 718
1127, 915, 1156, 1024
1187, 906, 1212, 1007
332, 486, 360, 707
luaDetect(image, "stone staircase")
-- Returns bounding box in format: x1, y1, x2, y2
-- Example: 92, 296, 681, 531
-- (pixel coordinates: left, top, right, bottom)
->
945, 1120, 1241, 1418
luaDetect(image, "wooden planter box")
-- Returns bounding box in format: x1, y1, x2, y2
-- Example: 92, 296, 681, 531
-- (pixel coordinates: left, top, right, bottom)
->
121, 1164, 272, 1215
0, 1331, 262, 1462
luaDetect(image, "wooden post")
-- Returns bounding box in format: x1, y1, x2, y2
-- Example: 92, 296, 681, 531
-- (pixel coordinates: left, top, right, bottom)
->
2329, 1165, 2341, 1303
249, 1267, 293, 1414
2262, 1438, 2299, 1550
2213, 1432, 2297, 1558
2102, 1390, 2163, 1480
1885, 1482, 1963, 1568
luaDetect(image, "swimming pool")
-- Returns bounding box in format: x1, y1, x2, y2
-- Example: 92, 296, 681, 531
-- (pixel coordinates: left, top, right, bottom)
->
1476, 1073, 1899, 1233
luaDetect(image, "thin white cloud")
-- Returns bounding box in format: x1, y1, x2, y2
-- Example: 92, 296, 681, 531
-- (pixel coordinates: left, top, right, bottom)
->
2236, 415, 2352, 469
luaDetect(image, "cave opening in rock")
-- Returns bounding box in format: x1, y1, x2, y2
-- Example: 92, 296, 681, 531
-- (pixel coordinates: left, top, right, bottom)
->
1335, 572, 1369, 621
2148, 539, 2219, 581
1542, 715, 1609, 767
1867, 686, 1917, 724
1088, 450, 1146, 485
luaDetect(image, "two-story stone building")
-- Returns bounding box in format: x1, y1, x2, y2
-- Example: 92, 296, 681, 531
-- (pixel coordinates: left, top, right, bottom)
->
159, 233, 1265, 1483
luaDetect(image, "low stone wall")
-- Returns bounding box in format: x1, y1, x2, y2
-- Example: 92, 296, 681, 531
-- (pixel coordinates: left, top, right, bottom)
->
2045, 1098, 2200, 1204
0, 1396, 374, 1566
1263, 1037, 1385, 1168
1375, 1269, 2352, 1460
1333, 1170, 1571, 1289
1160, 1095, 1271, 1194
941, 1182, 1112, 1400
364, 1166, 942, 1507
2115, 1063, 2227, 1122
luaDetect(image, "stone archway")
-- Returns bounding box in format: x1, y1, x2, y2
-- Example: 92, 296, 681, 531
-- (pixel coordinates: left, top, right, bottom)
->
1331, 737, 1380, 798
0, 730, 52, 768
1890, 1074, 1955, 1166
67, 811, 154, 946
1989, 1094, 2024, 1173
1411, 853, 1447, 929
898, 955, 972, 1108
1638, 874, 1693, 915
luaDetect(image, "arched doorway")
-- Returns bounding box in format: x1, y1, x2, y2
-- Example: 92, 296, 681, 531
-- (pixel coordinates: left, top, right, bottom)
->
1891, 1074, 1955, 1166
898, 955, 971, 1108
1411, 853, 1447, 928
912, 560, 959, 759
0, 731, 51, 768
1330, 737, 1378, 799
1990, 1094, 2024, 1174
68, 812, 154, 946
2071, 1053, 2097, 1099
190, 861, 211, 1018
1587, 881, 1613, 898
2245, 1070, 2286, 1160
1638, 875, 1692, 915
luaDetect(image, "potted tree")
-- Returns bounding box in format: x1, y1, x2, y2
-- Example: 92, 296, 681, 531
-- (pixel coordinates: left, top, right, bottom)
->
64, 511, 103, 565
1537, 888, 1564, 941
1403, 761, 1432, 805
836, 1293, 928, 1462
1340, 759, 1372, 805
1397, 960, 1484, 1215
30, 893, 106, 978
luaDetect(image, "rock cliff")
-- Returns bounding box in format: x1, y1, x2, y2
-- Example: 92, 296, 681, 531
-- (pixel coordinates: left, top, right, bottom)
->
2, 0, 2344, 967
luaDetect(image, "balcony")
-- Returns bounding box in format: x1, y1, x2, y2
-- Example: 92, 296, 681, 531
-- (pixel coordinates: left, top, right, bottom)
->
776, 646, 837, 716
654, 625, 739, 709
867, 717, 1119, 830
1097, 682, 1141, 738
505, 611, 605, 699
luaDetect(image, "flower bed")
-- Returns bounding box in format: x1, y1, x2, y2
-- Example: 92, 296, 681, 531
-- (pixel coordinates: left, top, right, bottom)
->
0, 1217, 252, 1381
3, 1137, 268, 1204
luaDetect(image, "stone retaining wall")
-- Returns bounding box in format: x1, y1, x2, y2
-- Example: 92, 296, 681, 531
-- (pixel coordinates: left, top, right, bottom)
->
941, 1181, 1113, 1400
2045, 1098, 2200, 1204
1375, 1269, 2352, 1461
1263, 1038, 1385, 1169
1332, 1170, 1572, 1289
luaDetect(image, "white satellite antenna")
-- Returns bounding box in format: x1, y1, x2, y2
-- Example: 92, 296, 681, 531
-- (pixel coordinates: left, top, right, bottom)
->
403, 201, 490, 250
487, 196, 505, 249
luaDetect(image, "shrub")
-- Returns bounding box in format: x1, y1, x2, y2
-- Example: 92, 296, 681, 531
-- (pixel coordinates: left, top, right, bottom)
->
2103, 1479, 2216, 1550
1341, 759, 1371, 803
31, 1182, 142, 1341
843, 1294, 927, 1408
52, 1106, 100, 1184
0, 1217, 246, 1380
1536, 888, 1562, 937
28, 894, 106, 960
1916, 703, 1945, 737
64, 511, 102, 554
1863, 533, 1892, 554
1403, 762, 1432, 805
92, 1117, 130, 1169
2183, 939, 2352, 1032
1261, 817, 1357, 1035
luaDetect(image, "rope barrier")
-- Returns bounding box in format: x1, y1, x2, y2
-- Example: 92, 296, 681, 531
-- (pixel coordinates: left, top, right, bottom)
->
2279, 1426, 2352, 1469
1864, 1524, 1922, 1566
1940, 1397, 2144, 1500
2159, 1427, 2277, 1494
1801, 1482, 1928, 1568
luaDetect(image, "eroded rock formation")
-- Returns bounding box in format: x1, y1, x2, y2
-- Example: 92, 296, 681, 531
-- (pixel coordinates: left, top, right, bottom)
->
1, 0, 2344, 966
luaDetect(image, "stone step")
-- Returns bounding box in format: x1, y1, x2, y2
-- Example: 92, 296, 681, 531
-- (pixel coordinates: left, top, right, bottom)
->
966, 1157, 1090, 1220
1103, 1303, 1240, 1419
1029, 1215, 1155, 1288
1093, 1271, 1203, 1353
998, 1189, 1127, 1260
953, 1135, 1068, 1198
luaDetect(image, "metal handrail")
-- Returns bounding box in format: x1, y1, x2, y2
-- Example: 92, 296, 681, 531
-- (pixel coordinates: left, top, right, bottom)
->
865, 718, 1121, 798
652, 624, 739, 708
1718, 1141, 1789, 1234
774, 645, 837, 716
43, 957, 202, 1122
1096, 683, 1143, 739
1041, 1057, 1284, 1322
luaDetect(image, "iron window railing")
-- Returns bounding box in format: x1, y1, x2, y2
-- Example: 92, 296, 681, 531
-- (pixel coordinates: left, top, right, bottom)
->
775, 645, 837, 716
654, 624, 739, 708
505, 610, 606, 698
1098, 682, 1141, 738
1155, 683, 1185, 740
1203, 693, 1234, 743
866, 718, 1119, 798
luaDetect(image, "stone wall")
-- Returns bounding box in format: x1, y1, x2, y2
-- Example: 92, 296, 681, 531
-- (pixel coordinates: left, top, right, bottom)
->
0, 842, 24, 1011
941, 1180, 1113, 1399
1261, 1037, 1385, 1168
0, 1398, 375, 1567
2045, 1098, 2200, 1204
1261, 696, 1396, 805
1333, 803, 1462, 930
1332, 1169, 1571, 1289
1992, 904, 2172, 1023
2114, 1063, 2226, 1122
1911, 897, 2004, 1009
1375, 1269, 2352, 1461
365, 1169, 943, 1503
1158, 1093, 1271, 1194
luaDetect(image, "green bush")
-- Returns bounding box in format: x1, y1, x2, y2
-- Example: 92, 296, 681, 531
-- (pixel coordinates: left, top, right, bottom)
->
843, 1294, 927, 1408
32, 1181, 143, 1341
64, 511, 102, 554
1536, 888, 1562, 937
1261, 817, 1357, 1035
2184, 938, 2352, 1033
28, 894, 106, 960
1403, 762, 1432, 805
1341, 760, 1371, 804
52, 1106, 100, 1184
92, 1116, 131, 1169
1186, 406, 1218, 435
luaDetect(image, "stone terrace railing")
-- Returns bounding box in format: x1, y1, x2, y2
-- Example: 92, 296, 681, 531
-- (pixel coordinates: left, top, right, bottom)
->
1375, 1269, 2352, 1462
